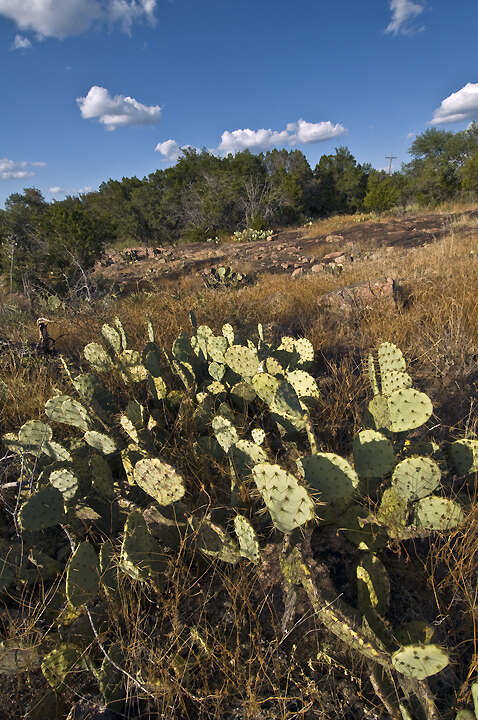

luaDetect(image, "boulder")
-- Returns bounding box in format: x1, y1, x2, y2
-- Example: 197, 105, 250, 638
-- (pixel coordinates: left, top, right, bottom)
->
317, 277, 395, 323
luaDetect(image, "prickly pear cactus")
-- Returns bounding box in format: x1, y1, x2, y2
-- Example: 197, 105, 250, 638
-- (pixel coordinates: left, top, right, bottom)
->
299, 452, 358, 515
391, 456, 441, 502
41, 644, 81, 688
46, 395, 91, 431
448, 438, 478, 476
212, 415, 239, 453
411, 495, 464, 531
353, 430, 395, 479
84, 430, 116, 455
224, 345, 259, 379
391, 643, 450, 680
66, 541, 99, 608
19, 486, 65, 531
387, 388, 433, 433
356, 553, 390, 616
49, 468, 79, 503
234, 515, 260, 564
120, 510, 165, 582
133, 457, 185, 505
252, 463, 315, 533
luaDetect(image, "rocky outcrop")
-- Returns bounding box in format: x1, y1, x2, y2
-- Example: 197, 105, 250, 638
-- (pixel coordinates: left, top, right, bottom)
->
317, 277, 396, 323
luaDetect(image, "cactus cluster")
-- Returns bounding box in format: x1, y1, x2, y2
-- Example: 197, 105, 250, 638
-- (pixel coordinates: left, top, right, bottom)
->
203, 265, 249, 289
2, 319, 474, 720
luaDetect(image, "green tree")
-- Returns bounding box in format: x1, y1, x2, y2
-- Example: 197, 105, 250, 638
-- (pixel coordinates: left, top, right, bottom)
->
364, 171, 401, 213
314, 147, 369, 216
462, 148, 478, 194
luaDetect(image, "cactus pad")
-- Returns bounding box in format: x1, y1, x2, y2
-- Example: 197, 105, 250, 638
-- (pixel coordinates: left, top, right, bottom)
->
230, 382, 256, 405
230, 439, 267, 481
84, 342, 114, 373
251, 428, 265, 446
356, 552, 390, 615
41, 644, 81, 687
367, 353, 379, 396
387, 388, 433, 433
391, 643, 449, 679
222, 323, 235, 345
378, 342, 406, 376
45, 395, 90, 432
353, 430, 395, 478
99, 540, 118, 597
120, 510, 165, 581
207, 335, 228, 363
90, 454, 115, 498
252, 372, 280, 406
252, 463, 315, 533
376, 487, 408, 530
293, 337, 314, 367
19, 486, 65, 531
66, 541, 99, 607
84, 430, 117, 455
392, 457, 441, 502
134, 458, 185, 505
447, 439, 478, 475
117, 349, 148, 383
271, 379, 305, 421
225, 345, 259, 378
17, 420, 53, 455
101, 323, 122, 355
209, 361, 225, 381
366, 395, 391, 432
234, 515, 260, 563
412, 496, 464, 530
299, 452, 358, 509
381, 370, 413, 396
286, 370, 320, 403
49, 468, 79, 503
212, 415, 238, 453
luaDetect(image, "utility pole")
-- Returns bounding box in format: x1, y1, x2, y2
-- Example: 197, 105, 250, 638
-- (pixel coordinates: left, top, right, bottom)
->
385, 155, 397, 175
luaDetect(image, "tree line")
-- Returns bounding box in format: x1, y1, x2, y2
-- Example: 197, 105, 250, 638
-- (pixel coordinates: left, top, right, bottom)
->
1, 123, 478, 293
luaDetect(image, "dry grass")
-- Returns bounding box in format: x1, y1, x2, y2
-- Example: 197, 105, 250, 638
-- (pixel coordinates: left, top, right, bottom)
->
1, 212, 478, 718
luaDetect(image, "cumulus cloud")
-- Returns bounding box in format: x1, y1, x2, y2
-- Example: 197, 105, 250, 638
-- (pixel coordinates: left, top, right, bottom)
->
0, 158, 45, 180
155, 139, 182, 161
10, 34, 31, 50
154, 140, 198, 161
217, 118, 346, 154
386, 0, 425, 35
431, 83, 478, 125
77, 86, 161, 130
49, 186, 63, 194
0, 0, 156, 39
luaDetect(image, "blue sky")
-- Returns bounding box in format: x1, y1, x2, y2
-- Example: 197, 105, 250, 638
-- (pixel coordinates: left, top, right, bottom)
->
1, 0, 477, 207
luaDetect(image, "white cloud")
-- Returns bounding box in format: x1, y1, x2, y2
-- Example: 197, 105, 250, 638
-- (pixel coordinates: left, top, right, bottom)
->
407, 132, 416, 138
77, 86, 161, 130
288, 119, 346, 144
0, 0, 156, 40
10, 34, 31, 50
217, 118, 346, 154
154, 140, 198, 161
431, 83, 478, 125
386, 0, 425, 35
155, 139, 182, 161
0, 158, 45, 180
49, 186, 63, 194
